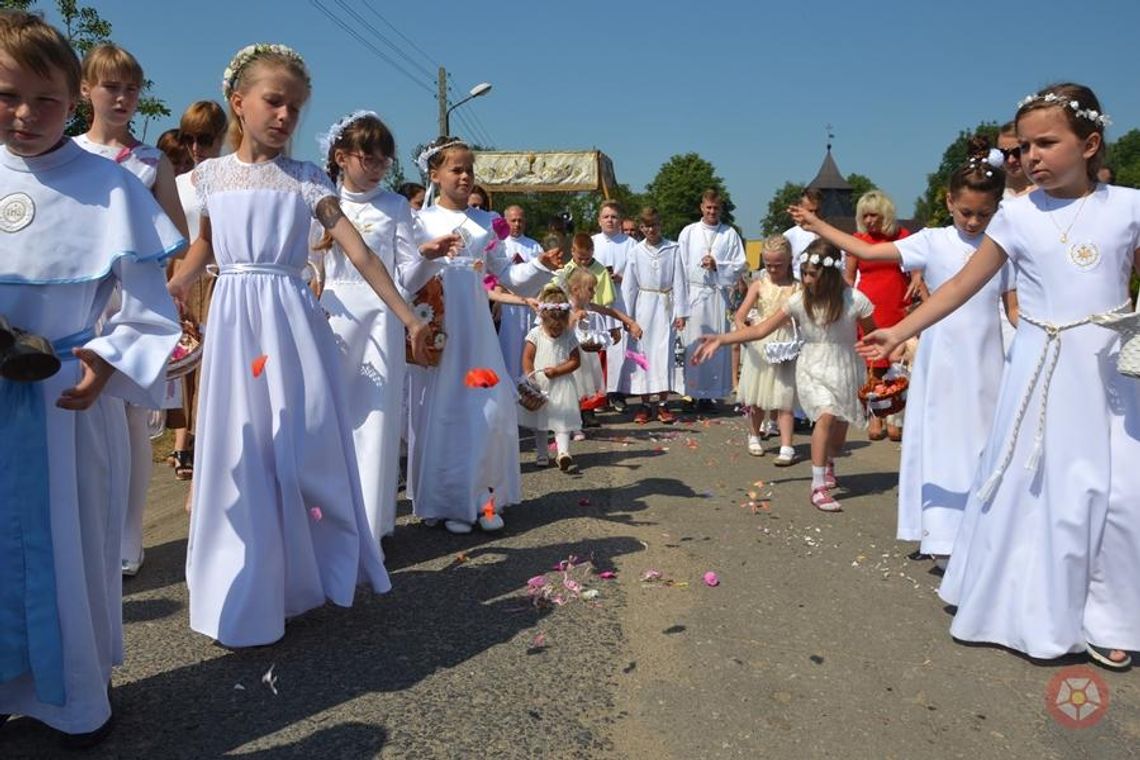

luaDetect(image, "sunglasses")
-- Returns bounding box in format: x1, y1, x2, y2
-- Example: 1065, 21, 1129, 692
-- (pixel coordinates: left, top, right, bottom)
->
1000, 146, 1021, 160
182, 133, 217, 147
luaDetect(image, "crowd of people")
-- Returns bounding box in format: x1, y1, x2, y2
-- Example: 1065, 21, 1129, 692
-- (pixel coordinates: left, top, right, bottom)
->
1, 10, 1137, 749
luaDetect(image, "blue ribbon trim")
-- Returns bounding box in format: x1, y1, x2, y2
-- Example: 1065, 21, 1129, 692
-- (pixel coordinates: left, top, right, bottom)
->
0, 327, 93, 706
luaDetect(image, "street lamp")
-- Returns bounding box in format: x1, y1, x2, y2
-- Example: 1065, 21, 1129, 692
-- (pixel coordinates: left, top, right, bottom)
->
439, 78, 493, 137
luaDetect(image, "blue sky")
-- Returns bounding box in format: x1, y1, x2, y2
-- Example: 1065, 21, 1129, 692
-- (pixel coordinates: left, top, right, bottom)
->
42, 0, 1140, 237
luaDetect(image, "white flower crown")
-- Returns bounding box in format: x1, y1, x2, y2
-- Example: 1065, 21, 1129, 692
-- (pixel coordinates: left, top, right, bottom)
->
538, 302, 571, 312
799, 253, 843, 269
222, 43, 308, 99
317, 110, 391, 163
416, 138, 470, 174
1016, 92, 1112, 128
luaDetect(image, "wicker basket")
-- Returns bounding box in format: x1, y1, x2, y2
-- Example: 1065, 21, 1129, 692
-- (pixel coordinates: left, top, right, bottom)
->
763, 318, 802, 364
858, 371, 909, 418
517, 372, 548, 411
1090, 308, 1140, 378
167, 319, 203, 380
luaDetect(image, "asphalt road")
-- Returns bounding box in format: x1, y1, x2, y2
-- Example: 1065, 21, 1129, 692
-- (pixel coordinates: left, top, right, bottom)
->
2, 406, 1137, 759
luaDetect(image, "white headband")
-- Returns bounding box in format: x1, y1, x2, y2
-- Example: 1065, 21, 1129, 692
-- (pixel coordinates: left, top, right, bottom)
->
799, 253, 842, 269
318, 110, 384, 158
416, 139, 470, 175
1016, 92, 1112, 128
222, 43, 307, 99
538, 302, 571, 312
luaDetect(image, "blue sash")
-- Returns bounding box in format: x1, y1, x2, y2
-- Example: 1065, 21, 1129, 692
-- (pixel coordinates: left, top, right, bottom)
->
0, 327, 92, 706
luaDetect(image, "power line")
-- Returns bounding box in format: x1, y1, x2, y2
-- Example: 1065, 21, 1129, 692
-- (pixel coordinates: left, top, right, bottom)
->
309, 0, 435, 96
360, 1, 441, 71
332, 0, 437, 83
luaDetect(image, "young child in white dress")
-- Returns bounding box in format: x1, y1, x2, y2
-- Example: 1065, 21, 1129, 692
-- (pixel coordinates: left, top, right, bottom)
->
859, 83, 1140, 670
310, 111, 447, 543
792, 136, 1018, 568
520, 284, 582, 472
73, 43, 189, 579
167, 44, 431, 648
735, 235, 800, 463
695, 240, 875, 512
0, 12, 183, 746
408, 137, 561, 534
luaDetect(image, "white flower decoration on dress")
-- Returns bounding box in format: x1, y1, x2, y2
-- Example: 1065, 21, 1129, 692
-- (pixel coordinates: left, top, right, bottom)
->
223, 43, 308, 98
1016, 92, 1112, 127
413, 303, 435, 323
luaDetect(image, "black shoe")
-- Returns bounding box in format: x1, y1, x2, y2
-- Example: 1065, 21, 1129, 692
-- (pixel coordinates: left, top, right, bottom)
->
696, 398, 717, 413
607, 394, 627, 413
581, 410, 601, 429
59, 713, 115, 750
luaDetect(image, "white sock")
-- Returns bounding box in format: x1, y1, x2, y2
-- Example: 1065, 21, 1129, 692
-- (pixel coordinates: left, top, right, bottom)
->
555, 432, 571, 456
811, 465, 826, 489
779, 445, 795, 458
748, 434, 761, 445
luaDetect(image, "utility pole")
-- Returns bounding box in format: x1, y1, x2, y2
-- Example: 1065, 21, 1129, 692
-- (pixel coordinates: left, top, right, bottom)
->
438, 66, 448, 137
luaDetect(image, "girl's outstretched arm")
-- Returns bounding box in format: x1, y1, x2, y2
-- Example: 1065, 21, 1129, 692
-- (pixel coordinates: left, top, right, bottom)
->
788, 204, 900, 262
318, 198, 430, 361
734, 279, 763, 330
584, 301, 643, 340
692, 308, 790, 364
858, 236, 1007, 361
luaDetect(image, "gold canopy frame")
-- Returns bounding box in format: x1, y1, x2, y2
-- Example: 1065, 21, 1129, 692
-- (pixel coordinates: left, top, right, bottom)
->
472, 150, 616, 199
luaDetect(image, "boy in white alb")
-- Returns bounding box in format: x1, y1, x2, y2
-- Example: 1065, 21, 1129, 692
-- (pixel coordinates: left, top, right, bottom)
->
678, 189, 746, 409
592, 201, 638, 409
498, 205, 545, 380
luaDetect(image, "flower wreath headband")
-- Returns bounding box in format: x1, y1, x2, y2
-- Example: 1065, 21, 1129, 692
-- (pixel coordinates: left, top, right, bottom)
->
798, 252, 843, 269
1016, 92, 1112, 128
967, 148, 1006, 178
317, 110, 393, 169
537, 302, 572, 312
416, 139, 470, 175
222, 43, 309, 99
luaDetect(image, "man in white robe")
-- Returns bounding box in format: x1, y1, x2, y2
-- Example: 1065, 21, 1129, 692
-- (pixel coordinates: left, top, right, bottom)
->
591, 201, 637, 410
678, 190, 745, 410
498, 205, 544, 380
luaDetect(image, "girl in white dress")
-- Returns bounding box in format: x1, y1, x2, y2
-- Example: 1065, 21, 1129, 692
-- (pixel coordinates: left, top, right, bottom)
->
520, 284, 582, 472
792, 137, 1019, 566
167, 44, 431, 648
74, 44, 189, 578
622, 207, 688, 425
859, 83, 1139, 669
735, 235, 800, 463
0, 12, 183, 745
695, 240, 875, 512
311, 111, 441, 542
408, 137, 560, 534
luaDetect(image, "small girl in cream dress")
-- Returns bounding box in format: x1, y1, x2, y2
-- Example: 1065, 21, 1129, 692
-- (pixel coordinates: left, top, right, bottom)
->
736, 235, 801, 463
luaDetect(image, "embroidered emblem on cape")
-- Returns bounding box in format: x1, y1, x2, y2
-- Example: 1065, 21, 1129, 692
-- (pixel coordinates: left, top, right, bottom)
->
0, 192, 35, 233
1068, 241, 1101, 271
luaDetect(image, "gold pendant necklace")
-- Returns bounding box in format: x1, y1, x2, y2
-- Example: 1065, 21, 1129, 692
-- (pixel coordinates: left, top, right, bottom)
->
1044, 189, 1092, 244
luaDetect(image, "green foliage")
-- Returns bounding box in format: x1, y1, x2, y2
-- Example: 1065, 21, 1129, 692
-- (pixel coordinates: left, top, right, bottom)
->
914, 122, 1000, 227
1106, 129, 1140, 189
643, 153, 736, 239
846, 173, 877, 205
760, 181, 805, 236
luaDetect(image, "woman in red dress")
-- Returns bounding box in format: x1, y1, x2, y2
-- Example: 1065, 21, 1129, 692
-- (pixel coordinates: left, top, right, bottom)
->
845, 191, 927, 441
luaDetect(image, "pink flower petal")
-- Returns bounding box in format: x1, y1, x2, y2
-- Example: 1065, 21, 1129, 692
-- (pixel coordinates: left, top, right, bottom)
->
309, 507, 323, 521
482, 273, 500, 291
641, 569, 663, 582
563, 578, 582, 593
527, 575, 548, 589
597, 570, 617, 580
492, 216, 511, 240
703, 571, 720, 587
625, 349, 650, 371
578, 498, 591, 507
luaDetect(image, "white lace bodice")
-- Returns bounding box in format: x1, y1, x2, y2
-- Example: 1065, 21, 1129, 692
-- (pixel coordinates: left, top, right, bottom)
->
193, 154, 333, 218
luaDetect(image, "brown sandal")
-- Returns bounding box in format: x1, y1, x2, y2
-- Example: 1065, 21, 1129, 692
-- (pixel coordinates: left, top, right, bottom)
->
173, 450, 193, 481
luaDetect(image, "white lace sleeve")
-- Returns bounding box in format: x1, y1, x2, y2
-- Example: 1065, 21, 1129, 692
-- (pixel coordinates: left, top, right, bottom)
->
191, 162, 209, 218
300, 161, 337, 219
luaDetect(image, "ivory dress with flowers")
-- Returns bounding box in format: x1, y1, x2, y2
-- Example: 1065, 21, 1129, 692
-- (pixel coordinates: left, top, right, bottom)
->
738, 271, 800, 411
893, 227, 1010, 555
939, 185, 1140, 659
185, 155, 390, 647
782, 288, 872, 426
408, 205, 553, 524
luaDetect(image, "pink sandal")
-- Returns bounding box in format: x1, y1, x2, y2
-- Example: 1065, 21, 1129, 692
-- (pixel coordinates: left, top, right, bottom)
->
824, 464, 837, 489
810, 486, 842, 512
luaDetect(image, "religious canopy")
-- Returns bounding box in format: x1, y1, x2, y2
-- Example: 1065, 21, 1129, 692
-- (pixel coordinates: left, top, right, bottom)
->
472, 150, 616, 198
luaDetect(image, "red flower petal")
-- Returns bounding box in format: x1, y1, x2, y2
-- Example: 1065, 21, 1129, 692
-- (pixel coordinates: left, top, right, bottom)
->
251, 354, 268, 378
464, 368, 500, 388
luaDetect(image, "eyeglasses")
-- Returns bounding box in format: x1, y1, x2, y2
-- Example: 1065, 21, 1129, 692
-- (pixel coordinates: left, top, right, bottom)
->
346, 153, 388, 172
181, 133, 217, 147
1000, 146, 1021, 160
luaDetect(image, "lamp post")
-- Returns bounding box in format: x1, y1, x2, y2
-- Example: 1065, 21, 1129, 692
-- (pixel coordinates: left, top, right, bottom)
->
437, 67, 492, 137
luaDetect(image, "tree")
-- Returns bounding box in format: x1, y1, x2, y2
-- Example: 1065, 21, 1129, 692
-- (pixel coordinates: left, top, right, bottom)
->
760, 181, 805, 236
1106, 129, 1140, 189
846, 173, 877, 205
3, 0, 170, 137
914, 122, 1000, 227
643, 153, 736, 239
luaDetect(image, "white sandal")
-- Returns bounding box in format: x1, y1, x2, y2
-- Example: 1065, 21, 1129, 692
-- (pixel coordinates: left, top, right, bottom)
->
747, 435, 765, 456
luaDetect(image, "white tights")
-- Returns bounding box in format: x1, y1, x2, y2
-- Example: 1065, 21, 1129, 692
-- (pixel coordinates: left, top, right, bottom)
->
535, 429, 571, 456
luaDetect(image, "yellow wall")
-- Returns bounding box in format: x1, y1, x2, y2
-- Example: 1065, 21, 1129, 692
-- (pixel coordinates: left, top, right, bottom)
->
745, 239, 763, 271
